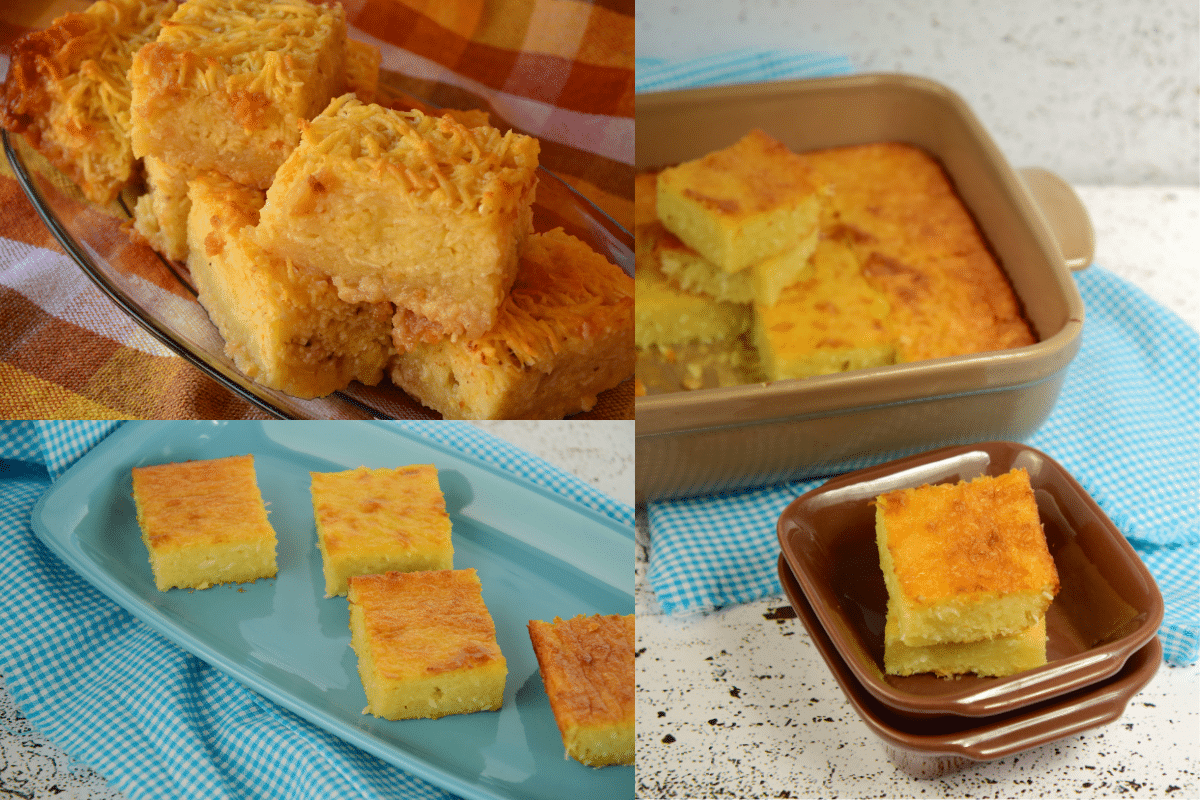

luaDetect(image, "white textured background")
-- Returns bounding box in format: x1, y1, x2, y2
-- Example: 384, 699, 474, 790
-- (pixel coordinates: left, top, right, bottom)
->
637, 0, 1199, 186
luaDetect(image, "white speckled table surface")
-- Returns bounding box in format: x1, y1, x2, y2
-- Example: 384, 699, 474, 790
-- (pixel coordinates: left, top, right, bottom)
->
635, 1, 1198, 796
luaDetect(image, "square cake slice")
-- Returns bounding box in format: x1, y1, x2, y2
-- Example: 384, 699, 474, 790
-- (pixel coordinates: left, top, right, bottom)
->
186, 171, 393, 399
255, 95, 539, 343
528, 614, 635, 768
389, 227, 633, 419
310, 464, 453, 597
348, 569, 507, 720
753, 237, 896, 381
656, 129, 821, 273
875, 468, 1059, 647
131, 454, 276, 591
129, 0, 347, 190
0, 0, 176, 205
884, 602, 1047, 678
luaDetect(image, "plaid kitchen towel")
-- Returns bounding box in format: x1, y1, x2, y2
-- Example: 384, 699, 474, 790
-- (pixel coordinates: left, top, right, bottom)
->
636, 50, 853, 93
646, 265, 1200, 667
0, 420, 633, 800
0, 0, 633, 419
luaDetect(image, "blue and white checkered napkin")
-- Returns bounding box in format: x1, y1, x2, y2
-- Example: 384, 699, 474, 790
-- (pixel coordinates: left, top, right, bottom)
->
0, 421, 632, 800
646, 266, 1200, 666
636, 50, 854, 93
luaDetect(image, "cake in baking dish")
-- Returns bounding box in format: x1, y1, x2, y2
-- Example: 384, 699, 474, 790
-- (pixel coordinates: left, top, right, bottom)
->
528, 614, 635, 767
875, 468, 1059, 648
131, 454, 276, 591
255, 95, 540, 345
129, 0, 347, 191
656, 226, 818, 307
884, 602, 1048, 678
310, 464, 454, 597
0, 0, 176, 206
656, 129, 822, 274
389, 227, 633, 419
348, 569, 507, 720
636, 139, 1038, 394
186, 171, 392, 399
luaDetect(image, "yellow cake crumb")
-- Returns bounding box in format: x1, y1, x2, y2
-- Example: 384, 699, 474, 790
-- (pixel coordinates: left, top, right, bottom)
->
348, 569, 506, 720
131, 454, 276, 591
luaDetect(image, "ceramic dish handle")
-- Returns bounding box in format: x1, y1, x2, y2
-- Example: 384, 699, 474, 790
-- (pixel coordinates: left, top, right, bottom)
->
1018, 167, 1095, 272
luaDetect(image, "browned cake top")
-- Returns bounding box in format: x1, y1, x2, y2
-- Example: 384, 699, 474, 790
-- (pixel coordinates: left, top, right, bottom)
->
310, 465, 450, 557
528, 614, 634, 727
131, 454, 272, 550
348, 569, 504, 680
660, 129, 819, 221
877, 468, 1060, 602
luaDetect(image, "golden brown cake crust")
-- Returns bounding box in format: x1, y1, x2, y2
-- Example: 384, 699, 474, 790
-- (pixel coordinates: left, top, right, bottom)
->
877, 468, 1059, 602
0, 0, 177, 205
349, 569, 504, 681
528, 614, 634, 727
131, 454, 269, 550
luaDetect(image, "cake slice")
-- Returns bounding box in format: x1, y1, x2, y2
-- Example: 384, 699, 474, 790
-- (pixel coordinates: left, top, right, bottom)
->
656, 129, 821, 273
129, 0, 348, 190
255, 95, 540, 344
348, 569, 507, 720
310, 464, 454, 597
753, 237, 896, 381
131, 155, 191, 261
636, 224, 750, 349
875, 468, 1059, 647
884, 602, 1048, 678
186, 171, 393, 399
656, 228, 818, 307
131, 454, 276, 591
528, 614, 635, 767
0, 0, 177, 205
389, 227, 633, 419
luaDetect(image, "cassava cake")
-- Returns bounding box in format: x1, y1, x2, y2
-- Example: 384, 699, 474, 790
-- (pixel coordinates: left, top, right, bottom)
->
255, 95, 540, 345
656, 226, 818, 307
348, 569, 507, 720
637, 140, 1039, 394
875, 468, 1059, 647
754, 235, 896, 381
131, 36, 381, 264
0, 0, 177, 205
528, 614, 635, 767
388, 227, 633, 419
884, 602, 1048, 678
131, 454, 276, 591
129, 0, 348, 191
656, 129, 822, 273
806, 143, 1037, 363
310, 464, 454, 596
186, 171, 393, 399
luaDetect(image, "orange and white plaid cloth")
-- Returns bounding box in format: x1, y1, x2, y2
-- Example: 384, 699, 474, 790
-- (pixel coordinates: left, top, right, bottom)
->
0, 0, 633, 419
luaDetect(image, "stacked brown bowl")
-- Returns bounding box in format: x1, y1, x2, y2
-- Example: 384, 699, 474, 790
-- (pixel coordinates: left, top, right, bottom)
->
775, 441, 1164, 778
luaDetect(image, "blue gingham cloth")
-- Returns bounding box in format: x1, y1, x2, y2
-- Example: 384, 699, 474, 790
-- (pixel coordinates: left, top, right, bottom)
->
638, 53, 1198, 667
0, 421, 633, 800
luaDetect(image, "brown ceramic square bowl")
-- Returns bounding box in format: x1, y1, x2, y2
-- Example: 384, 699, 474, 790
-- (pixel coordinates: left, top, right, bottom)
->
635, 73, 1092, 504
775, 441, 1163, 718
778, 553, 1162, 778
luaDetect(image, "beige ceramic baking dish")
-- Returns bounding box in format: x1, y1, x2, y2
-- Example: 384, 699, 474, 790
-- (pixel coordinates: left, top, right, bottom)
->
635, 74, 1093, 504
